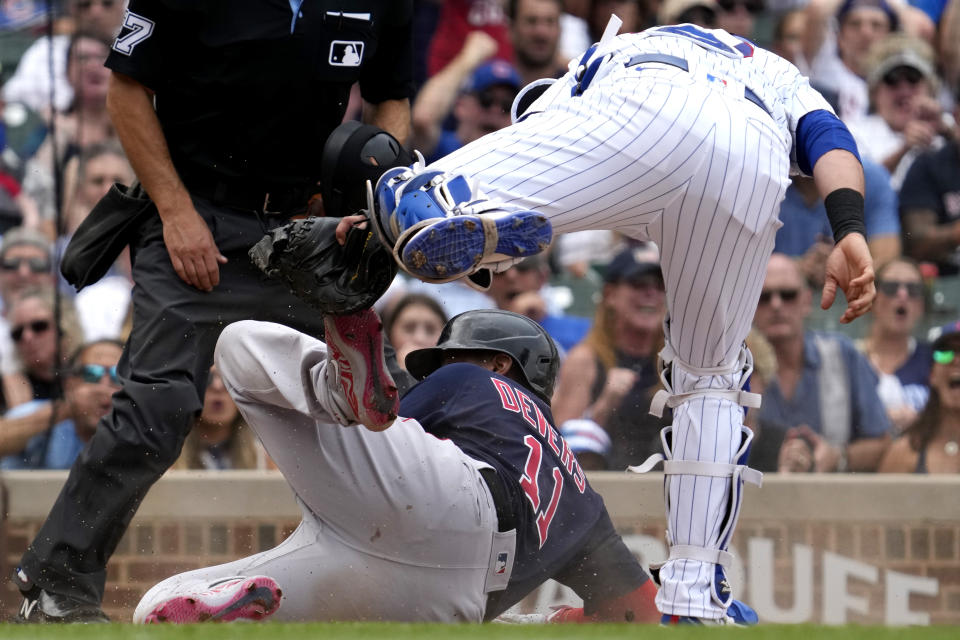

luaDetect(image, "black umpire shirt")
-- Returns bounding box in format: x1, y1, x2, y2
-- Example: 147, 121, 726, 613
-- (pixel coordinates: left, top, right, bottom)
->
105, 0, 414, 191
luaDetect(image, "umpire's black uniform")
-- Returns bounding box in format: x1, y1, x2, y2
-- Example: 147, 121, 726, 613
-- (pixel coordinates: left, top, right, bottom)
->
15, 0, 414, 612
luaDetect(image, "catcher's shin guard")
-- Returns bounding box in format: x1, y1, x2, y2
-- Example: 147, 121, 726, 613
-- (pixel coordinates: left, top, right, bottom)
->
370, 159, 552, 283
629, 343, 762, 619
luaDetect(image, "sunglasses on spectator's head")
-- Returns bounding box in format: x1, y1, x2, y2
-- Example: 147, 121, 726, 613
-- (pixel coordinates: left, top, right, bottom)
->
475, 89, 515, 114
73, 363, 120, 385
933, 350, 959, 365
882, 67, 924, 87
758, 288, 800, 305
717, 0, 765, 14
877, 279, 923, 298
1, 256, 51, 273
10, 319, 52, 342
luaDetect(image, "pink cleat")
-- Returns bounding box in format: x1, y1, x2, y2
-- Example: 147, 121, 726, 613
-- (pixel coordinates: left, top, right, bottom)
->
137, 576, 282, 624
323, 308, 398, 431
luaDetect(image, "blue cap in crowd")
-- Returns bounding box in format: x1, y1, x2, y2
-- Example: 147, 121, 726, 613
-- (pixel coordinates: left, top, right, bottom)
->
836, 0, 899, 30
931, 320, 960, 353
465, 60, 522, 94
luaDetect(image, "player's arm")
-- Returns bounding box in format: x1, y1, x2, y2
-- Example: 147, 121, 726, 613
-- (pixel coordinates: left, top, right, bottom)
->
107, 72, 226, 292
796, 110, 875, 323
363, 98, 411, 147
409, 31, 498, 156
549, 512, 660, 623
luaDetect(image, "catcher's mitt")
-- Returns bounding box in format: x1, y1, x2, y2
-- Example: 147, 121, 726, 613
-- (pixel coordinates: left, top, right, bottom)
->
249, 216, 397, 316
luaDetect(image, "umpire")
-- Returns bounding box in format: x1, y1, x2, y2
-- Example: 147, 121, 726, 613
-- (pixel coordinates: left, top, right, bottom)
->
12, 0, 414, 623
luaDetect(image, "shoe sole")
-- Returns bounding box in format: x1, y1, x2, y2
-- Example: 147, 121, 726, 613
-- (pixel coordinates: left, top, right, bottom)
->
400, 211, 552, 281
143, 576, 282, 624
324, 309, 398, 430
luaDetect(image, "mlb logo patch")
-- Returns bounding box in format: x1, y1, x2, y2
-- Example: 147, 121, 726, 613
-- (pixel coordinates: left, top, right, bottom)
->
495, 552, 509, 575
330, 40, 364, 67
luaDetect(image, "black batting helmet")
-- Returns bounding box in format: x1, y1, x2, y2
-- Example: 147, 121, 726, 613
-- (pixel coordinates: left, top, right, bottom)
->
321, 121, 414, 218
404, 309, 559, 403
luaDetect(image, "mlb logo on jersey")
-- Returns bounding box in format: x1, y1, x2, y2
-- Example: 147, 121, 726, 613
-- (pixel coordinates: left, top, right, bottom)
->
330, 41, 364, 67
495, 552, 509, 574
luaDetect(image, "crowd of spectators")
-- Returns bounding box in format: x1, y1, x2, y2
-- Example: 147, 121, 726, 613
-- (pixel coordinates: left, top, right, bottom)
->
0, 0, 958, 476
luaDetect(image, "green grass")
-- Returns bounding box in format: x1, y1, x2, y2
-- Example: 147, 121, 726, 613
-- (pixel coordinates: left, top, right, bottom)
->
0, 624, 956, 640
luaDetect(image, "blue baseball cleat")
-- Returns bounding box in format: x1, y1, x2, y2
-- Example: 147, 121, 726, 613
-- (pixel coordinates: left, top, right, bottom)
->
370, 158, 552, 283
400, 210, 552, 281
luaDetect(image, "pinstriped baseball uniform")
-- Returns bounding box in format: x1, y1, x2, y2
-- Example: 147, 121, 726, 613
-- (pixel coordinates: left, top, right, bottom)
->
429, 24, 834, 619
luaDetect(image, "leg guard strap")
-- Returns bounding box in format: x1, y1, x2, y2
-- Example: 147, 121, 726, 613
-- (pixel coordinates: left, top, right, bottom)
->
649, 343, 761, 418
631, 425, 761, 611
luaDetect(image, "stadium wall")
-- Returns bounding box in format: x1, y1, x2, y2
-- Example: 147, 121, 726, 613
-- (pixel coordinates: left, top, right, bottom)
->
0, 471, 957, 625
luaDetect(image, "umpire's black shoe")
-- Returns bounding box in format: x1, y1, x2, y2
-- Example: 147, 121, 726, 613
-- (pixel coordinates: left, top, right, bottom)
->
12, 586, 110, 624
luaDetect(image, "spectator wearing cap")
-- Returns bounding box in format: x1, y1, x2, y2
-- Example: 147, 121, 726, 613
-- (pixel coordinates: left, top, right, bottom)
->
848, 34, 947, 190
0, 226, 54, 312
879, 320, 960, 473
411, 36, 521, 163
657, 0, 720, 27
804, 0, 905, 121
507, 0, 566, 86
1, 339, 122, 470
551, 246, 669, 470
898, 83, 960, 276
486, 255, 591, 352
752, 254, 892, 472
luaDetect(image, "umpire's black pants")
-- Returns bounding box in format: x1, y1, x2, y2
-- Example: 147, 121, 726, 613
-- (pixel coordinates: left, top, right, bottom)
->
18, 197, 360, 604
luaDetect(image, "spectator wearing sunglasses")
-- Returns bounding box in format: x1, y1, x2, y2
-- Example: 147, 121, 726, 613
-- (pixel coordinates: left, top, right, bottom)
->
6, 287, 83, 404
856, 257, 932, 432
0, 228, 55, 406
847, 34, 947, 190
0, 226, 54, 311
1, 339, 122, 470
898, 83, 960, 276
879, 320, 960, 472
753, 254, 892, 472
411, 43, 522, 163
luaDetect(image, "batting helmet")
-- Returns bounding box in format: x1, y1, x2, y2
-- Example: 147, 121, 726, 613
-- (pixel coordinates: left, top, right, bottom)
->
405, 309, 559, 403
321, 121, 414, 218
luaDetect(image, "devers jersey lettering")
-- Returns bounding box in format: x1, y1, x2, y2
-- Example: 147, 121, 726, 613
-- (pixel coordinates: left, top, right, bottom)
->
400, 363, 604, 607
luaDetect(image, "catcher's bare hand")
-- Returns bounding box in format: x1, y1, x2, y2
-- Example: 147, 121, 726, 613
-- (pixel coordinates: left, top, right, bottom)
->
161, 206, 227, 292
820, 232, 875, 324
335, 214, 369, 245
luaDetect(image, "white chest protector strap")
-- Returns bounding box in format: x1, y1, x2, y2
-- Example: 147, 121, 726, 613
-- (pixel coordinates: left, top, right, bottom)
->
649, 343, 762, 418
